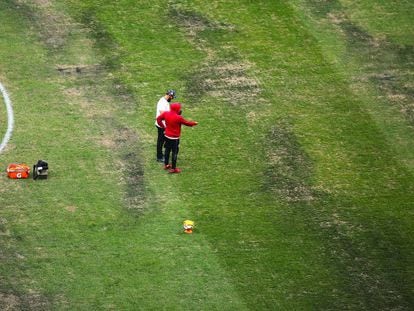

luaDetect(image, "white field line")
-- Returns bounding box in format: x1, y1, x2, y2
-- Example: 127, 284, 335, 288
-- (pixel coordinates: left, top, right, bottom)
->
0, 82, 14, 154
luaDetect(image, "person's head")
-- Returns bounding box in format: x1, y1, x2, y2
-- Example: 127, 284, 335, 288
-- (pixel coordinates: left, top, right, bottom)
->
165, 89, 176, 102
170, 102, 182, 115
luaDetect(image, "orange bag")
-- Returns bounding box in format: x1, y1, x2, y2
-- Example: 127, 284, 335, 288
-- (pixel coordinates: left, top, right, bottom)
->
7, 163, 30, 179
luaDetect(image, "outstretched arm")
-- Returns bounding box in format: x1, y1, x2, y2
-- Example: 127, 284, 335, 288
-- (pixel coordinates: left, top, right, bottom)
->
181, 116, 198, 127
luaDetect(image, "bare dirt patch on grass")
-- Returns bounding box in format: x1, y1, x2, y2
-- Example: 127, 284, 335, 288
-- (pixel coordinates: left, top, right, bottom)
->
0, 218, 10, 237
264, 122, 316, 202
64, 205, 77, 213
56, 64, 104, 76
169, 5, 261, 104
0, 291, 49, 311
187, 59, 260, 103
168, 5, 235, 41
13, 0, 75, 49
315, 3, 414, 125
0, 292, 19, 311
62, 76, 145, 212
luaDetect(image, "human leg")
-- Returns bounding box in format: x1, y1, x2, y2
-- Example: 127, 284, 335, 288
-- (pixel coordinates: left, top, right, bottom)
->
156, 126, 165, 161
164, 137, 172, 167
171, 139, 180, 169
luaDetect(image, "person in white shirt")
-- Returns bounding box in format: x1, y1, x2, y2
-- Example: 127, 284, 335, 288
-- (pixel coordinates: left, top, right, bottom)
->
155, 89, 176, 161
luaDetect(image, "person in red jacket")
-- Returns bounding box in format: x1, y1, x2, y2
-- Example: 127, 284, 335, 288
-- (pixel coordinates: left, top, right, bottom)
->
156, 102, 198, 173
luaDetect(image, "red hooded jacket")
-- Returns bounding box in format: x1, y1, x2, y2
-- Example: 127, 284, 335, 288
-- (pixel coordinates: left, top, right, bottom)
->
156, 102, 197, 139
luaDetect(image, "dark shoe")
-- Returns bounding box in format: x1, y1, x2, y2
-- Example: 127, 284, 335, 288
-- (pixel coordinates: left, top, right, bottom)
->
168, 168, 181, 174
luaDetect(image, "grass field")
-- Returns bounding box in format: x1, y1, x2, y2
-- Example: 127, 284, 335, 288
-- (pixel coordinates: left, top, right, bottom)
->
1, 0, 413, 309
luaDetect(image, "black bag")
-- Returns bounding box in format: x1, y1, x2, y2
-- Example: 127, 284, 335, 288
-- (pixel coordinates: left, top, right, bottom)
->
33, 160, 48, 180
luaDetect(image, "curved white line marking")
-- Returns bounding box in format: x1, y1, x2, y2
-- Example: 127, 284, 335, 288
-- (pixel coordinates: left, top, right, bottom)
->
0, 82, 14, 153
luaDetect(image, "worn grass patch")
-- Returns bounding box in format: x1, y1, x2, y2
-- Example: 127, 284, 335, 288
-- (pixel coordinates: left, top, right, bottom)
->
186, 59, 260, 103
168, 5, 235, 41
264, 122, 315, 202
12, 0, 73, 49
59, 70, 146, 212
304, 0, 414, 124
169, 6, 261, 104
0, 291, 50, 311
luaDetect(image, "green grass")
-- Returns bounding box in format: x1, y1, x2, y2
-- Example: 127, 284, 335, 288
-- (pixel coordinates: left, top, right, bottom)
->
1, 0, 413, 309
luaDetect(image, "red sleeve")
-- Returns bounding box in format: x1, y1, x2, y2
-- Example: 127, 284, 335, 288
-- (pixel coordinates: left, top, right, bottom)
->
156, 112, 166, 128
180, 116, 197, 127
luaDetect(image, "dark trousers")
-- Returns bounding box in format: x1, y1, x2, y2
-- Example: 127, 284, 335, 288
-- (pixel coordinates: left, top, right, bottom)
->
156, 126, 165, 160
164, 137, 180, 169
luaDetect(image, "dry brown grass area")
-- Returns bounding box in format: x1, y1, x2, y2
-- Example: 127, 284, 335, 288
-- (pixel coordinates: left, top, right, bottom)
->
325, 8, 414, 124
169, 6, 261, 103
0, 291, 51, 311
14, 0, 75, 49
195, 60, 261, 103
265, 124, 316, 203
